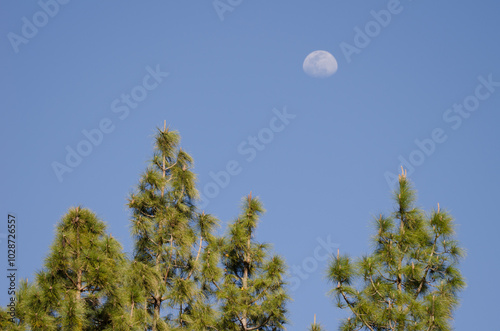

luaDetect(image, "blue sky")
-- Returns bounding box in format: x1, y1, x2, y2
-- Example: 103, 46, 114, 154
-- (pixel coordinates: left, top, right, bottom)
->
1, 1, 499, 329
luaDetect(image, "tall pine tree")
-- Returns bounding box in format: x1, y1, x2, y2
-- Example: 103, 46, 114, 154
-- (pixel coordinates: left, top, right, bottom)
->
128, 123, 220, 330
328, 168, 466, 331
217, 193, 289, 330
3, 207, 130, 330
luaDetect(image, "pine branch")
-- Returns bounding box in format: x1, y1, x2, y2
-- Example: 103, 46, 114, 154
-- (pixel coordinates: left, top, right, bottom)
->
339, 288, 375, 331
415, 231, 440, 298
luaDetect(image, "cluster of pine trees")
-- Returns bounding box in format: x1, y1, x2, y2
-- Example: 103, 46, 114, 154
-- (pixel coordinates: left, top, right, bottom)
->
0, 124, 465, 331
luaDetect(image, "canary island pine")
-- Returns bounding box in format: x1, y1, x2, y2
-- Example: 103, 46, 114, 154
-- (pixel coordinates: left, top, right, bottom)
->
328, 168, 466, 331
3, 207, 129, 330
128, 124, 220, 330
217, 193, 289, 331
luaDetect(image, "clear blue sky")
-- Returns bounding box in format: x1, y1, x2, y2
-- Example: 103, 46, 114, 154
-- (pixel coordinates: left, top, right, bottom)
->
1, 1, 499, 329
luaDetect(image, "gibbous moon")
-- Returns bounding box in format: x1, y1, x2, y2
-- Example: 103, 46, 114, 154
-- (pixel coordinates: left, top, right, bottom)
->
303, 50, 338, 78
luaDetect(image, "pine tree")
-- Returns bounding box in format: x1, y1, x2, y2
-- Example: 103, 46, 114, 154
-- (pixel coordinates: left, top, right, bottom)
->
217, 193, 289, 330
128, 123, 220, 330
328, 168, 466, 331
5, 207, 130, 330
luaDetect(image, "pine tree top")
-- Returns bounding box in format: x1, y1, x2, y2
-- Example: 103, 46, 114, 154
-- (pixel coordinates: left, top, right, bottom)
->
328, 168, 466, 331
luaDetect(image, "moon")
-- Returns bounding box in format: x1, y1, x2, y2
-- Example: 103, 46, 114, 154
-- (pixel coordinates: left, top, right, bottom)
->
303, 50, 338, 78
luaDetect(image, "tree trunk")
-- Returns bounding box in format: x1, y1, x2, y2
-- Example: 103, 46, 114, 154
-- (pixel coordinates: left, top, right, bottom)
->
76, 212, 82, 300
241, 233, 251, 330
152, 296, 161, 331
